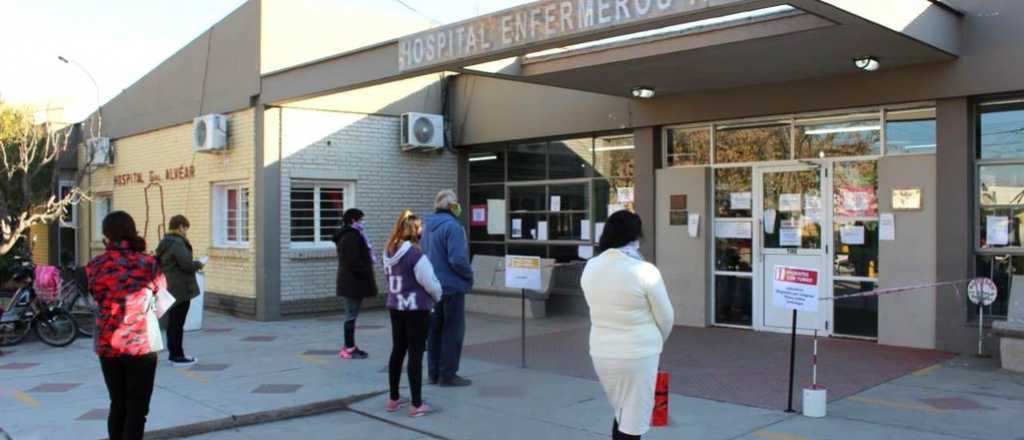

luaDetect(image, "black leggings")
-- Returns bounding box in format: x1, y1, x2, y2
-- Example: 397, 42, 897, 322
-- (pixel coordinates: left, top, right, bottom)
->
166, 300, 190, 360
100, 354, 158, 440
389, 309, 430, 407
613, 418, 642, 440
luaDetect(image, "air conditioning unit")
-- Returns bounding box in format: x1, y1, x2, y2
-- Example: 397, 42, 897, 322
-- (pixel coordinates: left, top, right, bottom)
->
193, 114, 228, 153
400, 112, 444, 151
87, 137, 113, 166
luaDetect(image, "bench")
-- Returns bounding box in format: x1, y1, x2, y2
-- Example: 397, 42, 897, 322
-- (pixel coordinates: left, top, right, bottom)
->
467, 255, 555, 319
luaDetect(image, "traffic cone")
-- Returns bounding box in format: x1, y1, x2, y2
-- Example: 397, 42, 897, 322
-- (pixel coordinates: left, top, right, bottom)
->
651, 371, 670, 427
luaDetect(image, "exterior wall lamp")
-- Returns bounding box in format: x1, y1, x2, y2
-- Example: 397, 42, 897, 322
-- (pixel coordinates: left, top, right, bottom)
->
853, 56, 880, 72
631, 86, 656, 99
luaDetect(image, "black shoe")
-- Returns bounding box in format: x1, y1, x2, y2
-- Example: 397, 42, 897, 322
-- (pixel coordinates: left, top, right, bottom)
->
439, 375, 472, 387
170, 356, 198, 368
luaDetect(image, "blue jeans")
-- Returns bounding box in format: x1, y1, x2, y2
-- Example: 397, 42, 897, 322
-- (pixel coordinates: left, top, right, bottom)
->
427, 293, 466, 381
342, 297, 363, 349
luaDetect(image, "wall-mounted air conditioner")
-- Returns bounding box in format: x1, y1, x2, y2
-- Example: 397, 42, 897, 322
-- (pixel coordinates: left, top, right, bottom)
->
87, 137, 113, 166
400, 112, 444, 151
193, 114, 228, 153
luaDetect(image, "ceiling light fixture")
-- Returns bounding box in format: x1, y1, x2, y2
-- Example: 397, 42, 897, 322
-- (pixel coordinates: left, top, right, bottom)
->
468, 155, 498, 162
853, 56, 880, 72
631, 87, 655, 99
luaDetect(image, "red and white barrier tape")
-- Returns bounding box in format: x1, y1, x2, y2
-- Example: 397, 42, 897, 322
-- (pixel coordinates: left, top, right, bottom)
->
818, 279, 974, 302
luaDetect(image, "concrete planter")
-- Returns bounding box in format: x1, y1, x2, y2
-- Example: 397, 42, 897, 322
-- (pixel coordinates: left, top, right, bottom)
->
993, 274, 1024, 373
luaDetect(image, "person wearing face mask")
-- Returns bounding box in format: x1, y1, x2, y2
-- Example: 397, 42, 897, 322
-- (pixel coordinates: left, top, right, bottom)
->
156, 215, 204, 367
581, 210, 674, 440
421, 189, 474, 387
333, 208, 379, 359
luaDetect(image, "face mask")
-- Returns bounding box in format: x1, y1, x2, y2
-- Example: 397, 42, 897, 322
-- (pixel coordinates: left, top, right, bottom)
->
451, 203, 463, 218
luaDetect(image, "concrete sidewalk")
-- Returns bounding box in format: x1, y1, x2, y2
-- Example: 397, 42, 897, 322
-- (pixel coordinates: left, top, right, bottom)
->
1, 310, 1021, 440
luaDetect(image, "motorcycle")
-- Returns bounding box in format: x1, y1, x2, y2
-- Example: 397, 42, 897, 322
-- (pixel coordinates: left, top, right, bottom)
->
0, 257, 78, 347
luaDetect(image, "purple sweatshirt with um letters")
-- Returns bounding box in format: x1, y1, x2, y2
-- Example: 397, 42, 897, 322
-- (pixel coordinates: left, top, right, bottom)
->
383, 241, 443, 312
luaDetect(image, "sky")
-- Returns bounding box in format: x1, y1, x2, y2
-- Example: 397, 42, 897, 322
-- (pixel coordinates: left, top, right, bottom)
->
0, 0, 531, 122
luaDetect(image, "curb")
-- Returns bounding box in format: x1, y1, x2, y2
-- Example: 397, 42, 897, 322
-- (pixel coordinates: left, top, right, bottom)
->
121, 390, 387, 440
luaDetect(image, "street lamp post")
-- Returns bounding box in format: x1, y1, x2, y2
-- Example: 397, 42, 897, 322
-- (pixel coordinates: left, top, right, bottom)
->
57, 55, 101, 266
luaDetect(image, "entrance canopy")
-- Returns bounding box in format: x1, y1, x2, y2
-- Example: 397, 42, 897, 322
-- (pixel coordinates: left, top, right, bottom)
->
261, 0, 960, 104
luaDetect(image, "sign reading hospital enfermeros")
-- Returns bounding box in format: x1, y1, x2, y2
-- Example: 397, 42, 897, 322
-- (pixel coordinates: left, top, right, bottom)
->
398, 0, 740, 72
505, 255, 543, 291
772, 265, 820, 312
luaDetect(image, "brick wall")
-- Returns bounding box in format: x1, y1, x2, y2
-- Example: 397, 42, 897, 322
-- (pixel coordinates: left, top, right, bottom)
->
79, 108, 257, 300
277, 107, 457, 305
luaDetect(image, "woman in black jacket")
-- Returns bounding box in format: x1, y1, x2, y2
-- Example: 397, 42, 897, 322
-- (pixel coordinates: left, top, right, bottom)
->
333, 208, 378, 359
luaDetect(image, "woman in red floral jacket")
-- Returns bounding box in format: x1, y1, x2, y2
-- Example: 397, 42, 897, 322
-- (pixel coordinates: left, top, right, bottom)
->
86, 211, 165, 440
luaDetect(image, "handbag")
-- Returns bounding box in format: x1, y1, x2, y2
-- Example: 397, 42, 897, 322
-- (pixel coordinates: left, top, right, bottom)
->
651, 371, 670, 427
144, 290, 166, 353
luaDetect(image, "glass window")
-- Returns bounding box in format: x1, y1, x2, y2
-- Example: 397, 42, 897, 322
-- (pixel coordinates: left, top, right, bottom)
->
979, 103, 1024, 159
509, 142, 547, 181
508, 243, 547, 258
715, 275, 752, 326
215, 183, 251, 247
974, 254, 1021, 318
469, 185, 505, 242
834, 220, 879, 278
469, 146, 506, 183
93, 195, 112, 240
510, 213, 547, 240
470, 243, 505, 257
594, 178, 635, 222
715, 237, 752, 272
715, 124, 790, 163
595, 135, 635, 178
714, 168, 752, 218
761, 169, 822, 249
550, 184, 587, 212
833, 280, 878, 337
509, 186, 546, 212
979, 164, 1024, 249
796, 113, 881, 158
549, 244, 585, 263
289, 181, 351, 246
549, 138, 592, 179
666, 127, 710, 166
886, 108, 936, 155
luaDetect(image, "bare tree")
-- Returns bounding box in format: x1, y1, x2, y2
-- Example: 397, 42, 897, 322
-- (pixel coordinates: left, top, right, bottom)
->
0, 102, 97, 257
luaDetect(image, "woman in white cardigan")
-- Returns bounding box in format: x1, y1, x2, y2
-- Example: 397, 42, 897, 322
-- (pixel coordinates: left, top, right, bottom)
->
581, 211, 674, 440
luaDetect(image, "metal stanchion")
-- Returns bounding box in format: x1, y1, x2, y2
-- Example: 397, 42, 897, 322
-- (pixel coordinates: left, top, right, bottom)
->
521, 288, 526, 369
786, 309, 797, 413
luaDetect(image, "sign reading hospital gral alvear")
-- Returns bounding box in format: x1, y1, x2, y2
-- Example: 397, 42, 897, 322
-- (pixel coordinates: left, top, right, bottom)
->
398, 0, 737, 71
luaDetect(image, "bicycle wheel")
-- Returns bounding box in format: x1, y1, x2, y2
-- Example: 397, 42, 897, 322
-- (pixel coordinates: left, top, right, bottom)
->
0, 321, 32, 347
70, 293, 97, 338
34, 309, 78, 347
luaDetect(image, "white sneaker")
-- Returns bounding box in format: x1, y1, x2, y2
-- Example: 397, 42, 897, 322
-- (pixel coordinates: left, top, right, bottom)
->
170, 356, 198, 368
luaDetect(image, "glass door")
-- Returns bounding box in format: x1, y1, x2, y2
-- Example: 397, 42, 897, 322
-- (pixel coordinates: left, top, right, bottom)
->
754, 165, 832, 334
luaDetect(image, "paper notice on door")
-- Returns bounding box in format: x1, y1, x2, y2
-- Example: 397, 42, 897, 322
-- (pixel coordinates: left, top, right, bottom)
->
764, 209, 777, 234
608, 203, 626, 215
581, 220, 591, 240
688, 213, 700, 238
471, 205, 487, 226
987, 216, 1010, 246
879, 213, 895, 241
595, 222, 606, 242
537, 221, 549, 241
840, 225, 865, 245
730, 192, 752, 210
780, 219, 801, 246
715, 221, 752, 239
577, 245, 594, 259
550, 196, 561, 212
804, 196, 823, 221
617, 187, 635, 203
779, 194, 802, 212
511, 218, 523, 238
487, 199, 505, 235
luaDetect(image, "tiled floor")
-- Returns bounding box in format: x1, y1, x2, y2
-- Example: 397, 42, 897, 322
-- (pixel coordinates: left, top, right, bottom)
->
463, 325, 955, 410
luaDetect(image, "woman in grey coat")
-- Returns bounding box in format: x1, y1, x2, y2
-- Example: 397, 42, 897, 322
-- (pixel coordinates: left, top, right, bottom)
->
156, 215, 204, 367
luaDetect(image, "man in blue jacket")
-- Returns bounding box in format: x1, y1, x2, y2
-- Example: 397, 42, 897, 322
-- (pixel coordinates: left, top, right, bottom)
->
422, 189, 474, 387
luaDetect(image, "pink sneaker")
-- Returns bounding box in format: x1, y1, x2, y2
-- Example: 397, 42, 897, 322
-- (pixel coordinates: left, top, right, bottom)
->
338, 347, 353, 359
409, 403, 432, 417
386, 398, 407, 412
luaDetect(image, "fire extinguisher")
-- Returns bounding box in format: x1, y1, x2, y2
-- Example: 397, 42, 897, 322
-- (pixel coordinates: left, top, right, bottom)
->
651, 371, 670, 427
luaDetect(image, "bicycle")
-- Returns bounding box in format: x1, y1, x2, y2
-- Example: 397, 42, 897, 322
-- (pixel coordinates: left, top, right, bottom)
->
0, 257, 78, 347
55, 265, 96, 338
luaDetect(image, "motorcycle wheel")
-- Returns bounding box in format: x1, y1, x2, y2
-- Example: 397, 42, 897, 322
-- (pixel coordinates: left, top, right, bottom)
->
0, 321, 31, 347
34, 309, 78, 347
70, 293, 97, 338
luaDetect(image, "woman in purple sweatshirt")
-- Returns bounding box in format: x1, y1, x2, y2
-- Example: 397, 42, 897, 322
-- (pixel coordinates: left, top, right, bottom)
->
382, 210, 442, 417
